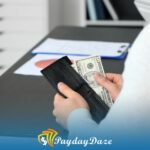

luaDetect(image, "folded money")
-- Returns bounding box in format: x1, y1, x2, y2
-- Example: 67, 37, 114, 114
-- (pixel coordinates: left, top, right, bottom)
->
73, 56, 113, 107
41, 56, 110, 123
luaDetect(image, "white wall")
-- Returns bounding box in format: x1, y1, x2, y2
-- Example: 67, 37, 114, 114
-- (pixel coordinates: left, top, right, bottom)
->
49, 0, 86, 31
0, 0, 49, 76
0, 0, 86, 75
49, 0, 64, 31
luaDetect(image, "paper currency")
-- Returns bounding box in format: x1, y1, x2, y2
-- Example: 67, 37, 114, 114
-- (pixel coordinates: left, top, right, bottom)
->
72, 56, 113, 107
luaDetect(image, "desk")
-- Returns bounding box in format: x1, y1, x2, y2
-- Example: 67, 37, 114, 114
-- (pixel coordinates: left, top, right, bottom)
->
0, 26, 141, 138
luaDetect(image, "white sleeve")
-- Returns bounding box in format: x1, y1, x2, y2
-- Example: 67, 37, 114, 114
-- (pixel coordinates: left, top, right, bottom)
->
67, 108, 98, 137
67, 24, 150, 138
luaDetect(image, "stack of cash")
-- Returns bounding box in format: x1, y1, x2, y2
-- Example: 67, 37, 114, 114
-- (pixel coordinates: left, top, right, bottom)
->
72, 56, 113, 107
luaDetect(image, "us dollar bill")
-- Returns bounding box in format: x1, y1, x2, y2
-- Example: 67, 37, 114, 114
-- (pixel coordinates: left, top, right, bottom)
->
72, 56, 113, 107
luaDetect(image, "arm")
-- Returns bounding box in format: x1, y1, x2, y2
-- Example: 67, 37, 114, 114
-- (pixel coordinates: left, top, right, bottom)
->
53, 73, 122, 137
53, 24, 150, 138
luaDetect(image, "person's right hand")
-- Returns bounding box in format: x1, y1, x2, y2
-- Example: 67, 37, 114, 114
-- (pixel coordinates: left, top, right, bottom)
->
94, 73, 123, 102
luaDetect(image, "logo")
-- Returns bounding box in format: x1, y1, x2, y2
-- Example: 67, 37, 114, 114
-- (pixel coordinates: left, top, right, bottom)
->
38, 128, 58, 147
38, 128, 113, 147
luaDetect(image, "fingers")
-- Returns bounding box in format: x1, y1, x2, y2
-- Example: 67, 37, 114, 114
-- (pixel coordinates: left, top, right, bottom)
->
94, 73, 116, 92
57, 82, 79, 98
53, 111, 61, 124
106, 73, 121, 81
54, 93, 65, 107
106, 73, 116, 81
106, 73, 122, 85
53, 93, 64, 117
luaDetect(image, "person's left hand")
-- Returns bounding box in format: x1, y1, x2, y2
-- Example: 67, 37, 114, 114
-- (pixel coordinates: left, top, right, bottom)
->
53, 82, 89, 129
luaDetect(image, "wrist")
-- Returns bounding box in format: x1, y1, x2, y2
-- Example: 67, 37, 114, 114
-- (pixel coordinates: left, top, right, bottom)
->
67, 108, 91, 130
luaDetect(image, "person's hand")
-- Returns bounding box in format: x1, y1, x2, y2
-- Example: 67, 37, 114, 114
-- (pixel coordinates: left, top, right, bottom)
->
94, 73, 123, 102
53, 82, 89, 128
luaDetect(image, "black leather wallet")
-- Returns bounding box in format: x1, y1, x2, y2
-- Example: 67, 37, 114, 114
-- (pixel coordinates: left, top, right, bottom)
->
41, 56, 109, 123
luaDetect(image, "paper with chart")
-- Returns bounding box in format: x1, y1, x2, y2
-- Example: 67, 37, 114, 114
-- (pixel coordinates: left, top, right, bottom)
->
14, 54, 87, 76
32, 38, 130, 58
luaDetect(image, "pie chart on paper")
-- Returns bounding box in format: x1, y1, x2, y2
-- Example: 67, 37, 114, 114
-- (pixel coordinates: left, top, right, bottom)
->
35, 59, 74, 69
35, 59, 57, 69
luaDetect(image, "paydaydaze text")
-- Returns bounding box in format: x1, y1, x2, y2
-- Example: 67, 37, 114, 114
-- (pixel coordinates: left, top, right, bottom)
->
54, 136, 112, 147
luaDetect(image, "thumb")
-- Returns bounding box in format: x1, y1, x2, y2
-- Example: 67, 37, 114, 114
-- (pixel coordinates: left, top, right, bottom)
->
94, 73, 116, 93
57, 82, 78, 98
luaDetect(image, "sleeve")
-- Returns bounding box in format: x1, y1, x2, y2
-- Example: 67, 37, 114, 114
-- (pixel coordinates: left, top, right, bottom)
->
67, 108, 99, 138
67, 24, 150, 138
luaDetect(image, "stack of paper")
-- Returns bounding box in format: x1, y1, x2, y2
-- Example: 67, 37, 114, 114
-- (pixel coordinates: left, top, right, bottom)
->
15, 38, 130, 76
32, 38, 130, 59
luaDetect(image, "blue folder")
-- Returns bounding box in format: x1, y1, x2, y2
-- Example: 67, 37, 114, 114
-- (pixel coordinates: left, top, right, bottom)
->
87, 0, 97, 20
94, 0, 106, 19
